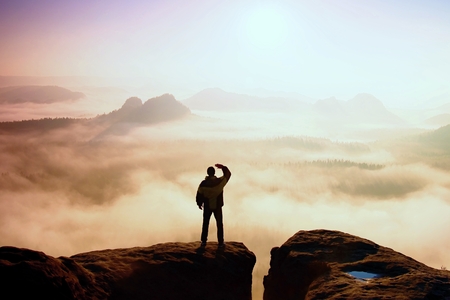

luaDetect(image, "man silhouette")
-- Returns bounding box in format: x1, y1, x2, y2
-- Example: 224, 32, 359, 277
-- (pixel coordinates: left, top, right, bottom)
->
196, 163, 231, 247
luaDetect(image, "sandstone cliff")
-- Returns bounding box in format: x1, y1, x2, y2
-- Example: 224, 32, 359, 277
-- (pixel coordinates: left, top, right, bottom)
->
263, 229, 450, 300
3, 231, 449, 299
0, 242, 256, 300
0, 246, 105, 299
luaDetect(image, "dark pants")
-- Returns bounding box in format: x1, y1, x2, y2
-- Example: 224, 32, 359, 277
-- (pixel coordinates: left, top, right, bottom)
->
201, 207, 223, 243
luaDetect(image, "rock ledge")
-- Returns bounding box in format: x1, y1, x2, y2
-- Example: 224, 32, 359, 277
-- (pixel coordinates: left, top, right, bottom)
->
263, 229, 450, 300
0, 241, 256, 300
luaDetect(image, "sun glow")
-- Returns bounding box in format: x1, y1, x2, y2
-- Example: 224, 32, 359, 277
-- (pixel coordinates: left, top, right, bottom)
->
245, 6, 289, 50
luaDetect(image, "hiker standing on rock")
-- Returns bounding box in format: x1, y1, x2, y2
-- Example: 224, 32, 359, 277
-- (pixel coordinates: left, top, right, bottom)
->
196, 164, 231, 247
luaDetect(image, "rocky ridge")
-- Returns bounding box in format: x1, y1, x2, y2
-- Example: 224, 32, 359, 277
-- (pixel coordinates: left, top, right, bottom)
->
2, 230, 449, 299
0, 241, 256, 300
263, 229, 450, 300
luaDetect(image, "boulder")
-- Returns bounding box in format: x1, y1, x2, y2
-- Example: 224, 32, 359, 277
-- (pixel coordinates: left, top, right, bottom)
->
0, 246, 105, 300
263, 229, 450, 300
71, 241, 256, 300
0, 241, 256, 300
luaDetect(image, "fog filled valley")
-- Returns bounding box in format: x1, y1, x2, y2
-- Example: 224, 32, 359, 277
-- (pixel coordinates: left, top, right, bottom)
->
1, 86, 450, 298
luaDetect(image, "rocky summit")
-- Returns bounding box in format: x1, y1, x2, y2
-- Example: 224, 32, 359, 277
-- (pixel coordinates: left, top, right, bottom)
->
2, 231, 449, 300
0, 241, 256, 300
263, 229, 450, 300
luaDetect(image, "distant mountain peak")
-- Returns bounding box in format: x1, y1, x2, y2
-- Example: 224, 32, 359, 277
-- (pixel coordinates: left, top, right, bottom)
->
143, 93, 177, 106
347, 93, 386, 110
311, 93, 403, 124
118, 93, 190, 124
313, 97, 346, 115
91, 93, 191, 138
346, 93, 403, 124
121, 97, 142, 109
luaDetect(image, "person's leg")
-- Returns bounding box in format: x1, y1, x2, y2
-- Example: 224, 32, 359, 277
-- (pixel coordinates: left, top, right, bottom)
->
213, 208, 224, 244
201, 207, 213, 243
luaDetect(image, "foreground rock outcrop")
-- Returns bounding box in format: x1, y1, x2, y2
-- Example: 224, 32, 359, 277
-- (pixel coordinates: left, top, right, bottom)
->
263, 229, 450, 300
0, 246, 105, 299
0, 242, 256, 300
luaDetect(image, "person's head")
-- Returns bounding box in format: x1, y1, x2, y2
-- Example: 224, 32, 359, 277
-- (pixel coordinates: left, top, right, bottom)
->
207, 166, 215, 176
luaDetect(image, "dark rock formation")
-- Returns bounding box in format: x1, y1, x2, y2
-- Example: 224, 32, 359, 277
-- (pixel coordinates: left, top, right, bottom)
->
129, 93, 190, 123
0, 242, 255, 300
93, 94, 191, 137
0, 246, 105, 300
263, 229, 450, 300
73, 242, 256, 300
0, 94, 190, 136
98, 94, 190, 125
120, 96, 143, 110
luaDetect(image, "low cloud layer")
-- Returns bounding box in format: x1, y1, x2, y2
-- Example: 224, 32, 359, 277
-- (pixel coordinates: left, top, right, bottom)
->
1, 114, 450, 299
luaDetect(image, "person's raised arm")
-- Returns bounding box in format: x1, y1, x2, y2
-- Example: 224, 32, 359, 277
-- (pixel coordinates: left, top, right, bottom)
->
215, 164, 231, 181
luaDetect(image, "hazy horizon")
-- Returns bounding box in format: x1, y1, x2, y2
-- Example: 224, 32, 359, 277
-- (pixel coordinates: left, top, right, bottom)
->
1, 0, 450, 107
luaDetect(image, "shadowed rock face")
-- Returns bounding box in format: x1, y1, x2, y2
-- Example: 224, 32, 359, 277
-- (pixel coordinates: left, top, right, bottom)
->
72, 242, 256, 300
0, 246, 106, 300
263, 229, 450, 300
0, 242, 256, 300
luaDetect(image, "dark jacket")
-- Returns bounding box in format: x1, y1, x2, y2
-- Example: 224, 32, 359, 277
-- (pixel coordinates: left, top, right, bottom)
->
196, 166, 231, 210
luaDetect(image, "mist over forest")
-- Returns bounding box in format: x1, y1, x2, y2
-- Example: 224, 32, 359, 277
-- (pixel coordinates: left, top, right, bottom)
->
1, 84, 450, 298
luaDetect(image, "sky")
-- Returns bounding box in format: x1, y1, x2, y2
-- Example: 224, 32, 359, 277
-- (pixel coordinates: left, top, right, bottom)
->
1, 0, 450, 106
